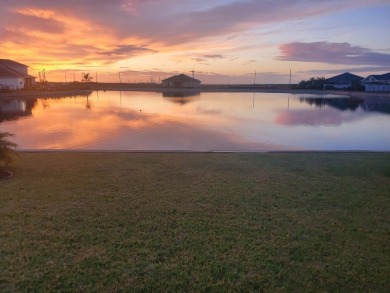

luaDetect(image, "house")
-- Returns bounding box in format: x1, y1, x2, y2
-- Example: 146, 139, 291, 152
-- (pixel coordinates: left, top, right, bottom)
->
323, 72, 363, 90
162, 74, 201, 88
362, 72, 390, 92
0, 59, 35, 90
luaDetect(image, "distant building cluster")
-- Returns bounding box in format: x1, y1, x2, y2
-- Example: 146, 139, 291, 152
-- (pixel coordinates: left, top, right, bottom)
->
324, 72, 390, 92
0, 59, 35, 90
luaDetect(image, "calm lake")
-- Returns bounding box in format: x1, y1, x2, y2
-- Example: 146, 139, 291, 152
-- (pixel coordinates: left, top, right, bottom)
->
1, 91, 390, 151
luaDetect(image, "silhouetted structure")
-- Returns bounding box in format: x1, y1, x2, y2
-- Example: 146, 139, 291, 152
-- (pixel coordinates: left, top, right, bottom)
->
162, 74, 201, 88
162, 91, 200, 105
0, 59, 36, 89
323, 72, 363, 90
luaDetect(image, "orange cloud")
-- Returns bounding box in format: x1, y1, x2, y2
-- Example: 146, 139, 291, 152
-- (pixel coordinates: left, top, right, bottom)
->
0, 7, 156, 71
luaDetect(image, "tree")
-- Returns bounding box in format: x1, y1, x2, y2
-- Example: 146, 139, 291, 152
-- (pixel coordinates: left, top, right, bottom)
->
297, 76, 326, 90
81, 72, 93, 83
0, 132, 18, 168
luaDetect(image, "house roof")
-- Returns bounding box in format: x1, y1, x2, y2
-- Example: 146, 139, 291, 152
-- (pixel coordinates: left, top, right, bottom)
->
0, 65, 25, 78
162, 74, 201, 83
367, 72, 390, 81
325, 72, 363, 83
0, 59, 28, 68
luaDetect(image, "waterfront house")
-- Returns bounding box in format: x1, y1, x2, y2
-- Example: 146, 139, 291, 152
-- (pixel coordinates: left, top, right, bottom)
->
0, 59, 35, 90
362, 72, 390, 92
323, 72, 363, 90
162, 74, 201, 88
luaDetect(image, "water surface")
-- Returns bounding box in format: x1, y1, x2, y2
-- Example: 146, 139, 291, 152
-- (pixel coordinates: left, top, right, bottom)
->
1, 91, 389, 151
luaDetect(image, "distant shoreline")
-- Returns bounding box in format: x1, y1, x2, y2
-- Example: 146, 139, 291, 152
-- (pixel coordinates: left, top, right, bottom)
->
1, 85, 390, 98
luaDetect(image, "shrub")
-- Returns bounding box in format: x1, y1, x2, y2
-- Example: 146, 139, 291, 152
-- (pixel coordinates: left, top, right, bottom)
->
0, 132, 18, 168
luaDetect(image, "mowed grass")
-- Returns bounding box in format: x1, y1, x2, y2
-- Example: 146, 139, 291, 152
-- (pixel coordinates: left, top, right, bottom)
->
0, 152, 389, 292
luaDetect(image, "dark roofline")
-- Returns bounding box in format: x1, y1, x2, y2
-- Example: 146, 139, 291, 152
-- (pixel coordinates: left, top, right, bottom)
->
0, 65, 25, 78
363, 72, 390, 82
325, 72, 363, 83
368, 72, 390, 81
0, 59, 28, 67
162, 74, 201, 83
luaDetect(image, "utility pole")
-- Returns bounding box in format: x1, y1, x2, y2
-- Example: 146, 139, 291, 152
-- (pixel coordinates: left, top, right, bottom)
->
119, 67, 128, 84
191, 64, 196, 78
254, 71, 257, 85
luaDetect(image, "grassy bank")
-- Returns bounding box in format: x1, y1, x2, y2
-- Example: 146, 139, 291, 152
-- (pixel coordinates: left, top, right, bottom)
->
1, 152, 389, 291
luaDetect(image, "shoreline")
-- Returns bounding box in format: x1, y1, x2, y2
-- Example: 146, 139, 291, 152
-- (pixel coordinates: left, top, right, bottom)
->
1, 87, 390, 98
0, 89, 92, 98
15, 149, 390, 153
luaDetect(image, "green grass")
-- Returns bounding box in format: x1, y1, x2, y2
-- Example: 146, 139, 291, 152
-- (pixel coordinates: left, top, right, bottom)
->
1, 152, 389, 292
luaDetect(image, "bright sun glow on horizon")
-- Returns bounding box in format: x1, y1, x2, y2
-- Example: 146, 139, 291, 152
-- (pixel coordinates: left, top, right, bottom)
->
1, 0, 389, 84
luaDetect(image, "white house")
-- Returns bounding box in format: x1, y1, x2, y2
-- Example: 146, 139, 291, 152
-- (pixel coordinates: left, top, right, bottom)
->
362, 73, 390, 92
0, 59, 35, 90
162, 74, 201, 88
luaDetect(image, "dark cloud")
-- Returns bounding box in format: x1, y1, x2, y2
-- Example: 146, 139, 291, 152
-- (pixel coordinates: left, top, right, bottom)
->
278, 42, 390, 66
298, 66, 389, 76
243, 59, 257, 65
97, 45, 156, 57
203, 54, 224, 59
192, 57, 207, 62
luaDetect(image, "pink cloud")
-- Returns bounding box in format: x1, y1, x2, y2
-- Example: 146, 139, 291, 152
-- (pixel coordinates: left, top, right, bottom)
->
0, 0, 389, 79
276, 109, 350, 126
2, 0, 388, 47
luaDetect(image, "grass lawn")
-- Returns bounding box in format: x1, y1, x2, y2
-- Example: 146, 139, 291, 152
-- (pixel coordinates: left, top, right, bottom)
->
1, 152, 389, 292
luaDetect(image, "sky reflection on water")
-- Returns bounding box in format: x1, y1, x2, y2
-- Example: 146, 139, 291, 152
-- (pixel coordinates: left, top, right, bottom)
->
1, 91, 389, 151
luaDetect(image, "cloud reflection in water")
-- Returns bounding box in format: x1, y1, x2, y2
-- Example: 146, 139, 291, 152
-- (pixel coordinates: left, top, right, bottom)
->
1, 91, 389, 151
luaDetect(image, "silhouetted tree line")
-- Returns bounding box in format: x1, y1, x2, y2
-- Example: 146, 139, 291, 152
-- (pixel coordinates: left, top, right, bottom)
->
295, 76, 365, 91
294, 77, 326, 90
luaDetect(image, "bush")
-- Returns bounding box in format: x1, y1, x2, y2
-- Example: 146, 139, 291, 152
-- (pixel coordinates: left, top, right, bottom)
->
0, 132, 18, 168
297, 76, 326, 90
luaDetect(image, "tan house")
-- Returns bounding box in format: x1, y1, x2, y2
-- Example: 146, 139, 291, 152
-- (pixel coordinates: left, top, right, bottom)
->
162, 74, 201, 88
0, 59, 36, 90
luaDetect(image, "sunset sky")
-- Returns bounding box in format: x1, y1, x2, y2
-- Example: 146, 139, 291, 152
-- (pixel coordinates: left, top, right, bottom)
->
1, 0, 389, 84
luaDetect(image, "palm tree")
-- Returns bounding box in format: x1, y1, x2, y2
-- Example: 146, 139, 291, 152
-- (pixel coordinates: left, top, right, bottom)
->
0, 132, 18, 168
81, 72, 93, 83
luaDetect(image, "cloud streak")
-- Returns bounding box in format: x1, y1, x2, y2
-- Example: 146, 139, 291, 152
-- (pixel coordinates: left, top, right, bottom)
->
278, 42, 390, 66
97, 45, 156, 58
